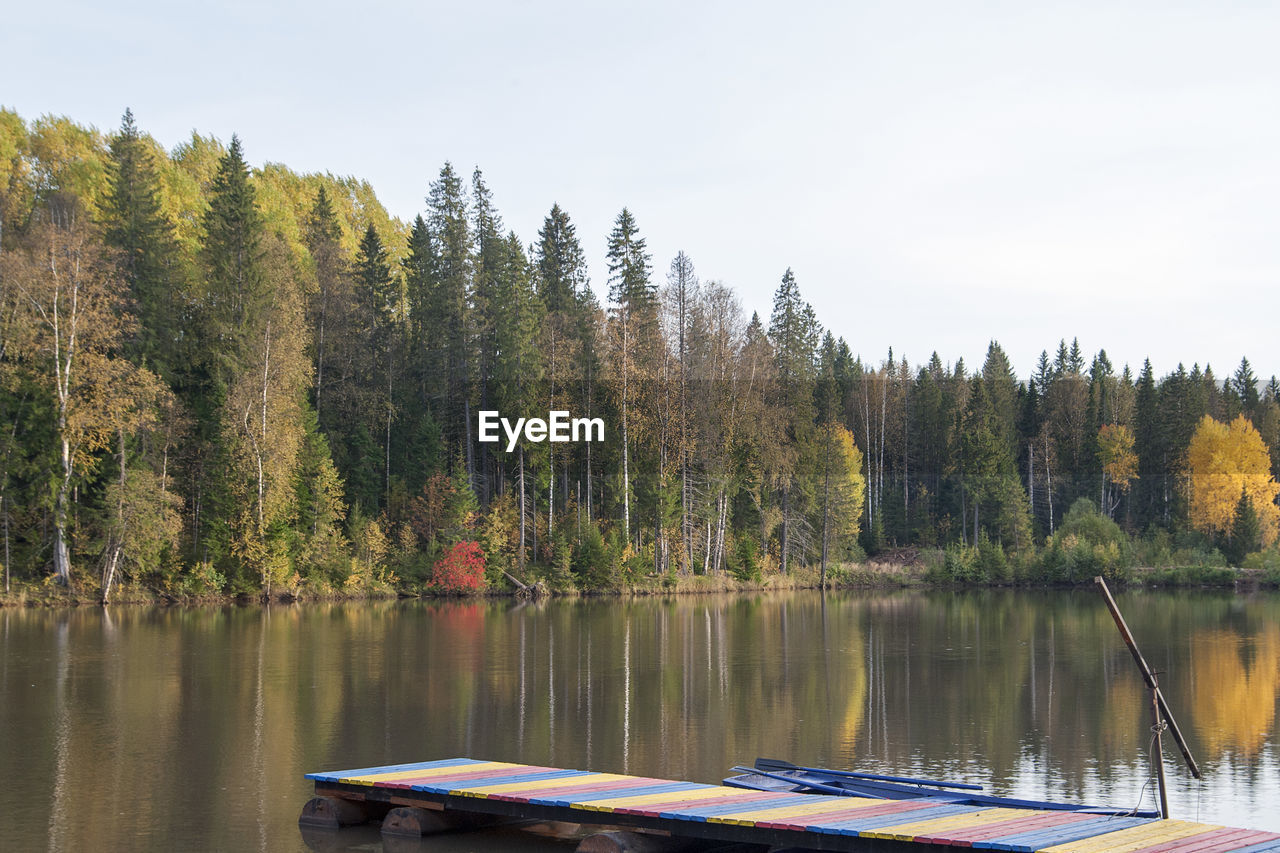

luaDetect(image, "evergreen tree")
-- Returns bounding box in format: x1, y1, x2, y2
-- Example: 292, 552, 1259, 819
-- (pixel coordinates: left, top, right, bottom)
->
101, 109, 183, 375
1133, 359, 1160, 528
303, 185, 348, 429
200, 134, 269, 389
767, 268, 820, 573
536, 203, 588, 314
423, 163, 472, 475
605, 207, 654, 544
353, 223, 398, 510
1233, 357, 1260, 417
981, 341, 1019, 456
1226, 487, 1261, 566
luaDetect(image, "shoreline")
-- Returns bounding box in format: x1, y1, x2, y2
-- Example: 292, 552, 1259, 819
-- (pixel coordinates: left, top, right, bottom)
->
3, 563, 1274, 609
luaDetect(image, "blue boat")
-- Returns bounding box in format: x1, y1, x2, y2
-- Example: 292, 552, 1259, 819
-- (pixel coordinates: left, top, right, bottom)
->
723, 758, 1160, 818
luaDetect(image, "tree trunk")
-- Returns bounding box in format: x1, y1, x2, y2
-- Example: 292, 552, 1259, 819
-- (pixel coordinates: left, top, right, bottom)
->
53, 434, 72, 584
781, 487, 790, 576
518, 447, 526, 570
101, 427, 128, 604
821, 423, 831, 586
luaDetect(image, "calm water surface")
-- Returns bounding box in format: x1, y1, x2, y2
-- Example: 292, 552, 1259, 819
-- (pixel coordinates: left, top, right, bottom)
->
3, 589, 1278, 851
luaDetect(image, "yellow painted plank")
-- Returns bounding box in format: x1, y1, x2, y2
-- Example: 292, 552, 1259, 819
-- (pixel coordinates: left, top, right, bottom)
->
708, 796, 892, 826
570, 785, 735, 812
450, 773, 625, 795
338, 761, 519, 786
1039, 820, 1224, 853
866, 808, 1032, 841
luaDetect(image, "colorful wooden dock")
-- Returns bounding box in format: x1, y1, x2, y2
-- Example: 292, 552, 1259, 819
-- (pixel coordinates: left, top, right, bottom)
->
302, 758, 1280, 853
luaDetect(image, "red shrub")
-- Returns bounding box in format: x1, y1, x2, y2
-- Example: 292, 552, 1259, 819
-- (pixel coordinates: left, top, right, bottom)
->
431, 541, 486, 593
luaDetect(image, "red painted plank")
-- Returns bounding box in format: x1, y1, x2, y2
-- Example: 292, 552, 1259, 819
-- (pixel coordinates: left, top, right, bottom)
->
612, 791, 766, 816
926, 810, 1097, 845
615, 790, 789, 817
757, 797, 963, 830
377, 765, 561, 790
488, 776, 666, 802
1129, 829, 1280, 853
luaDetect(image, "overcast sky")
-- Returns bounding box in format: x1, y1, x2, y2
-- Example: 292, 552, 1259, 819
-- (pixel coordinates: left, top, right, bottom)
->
5, 1, 1278, 380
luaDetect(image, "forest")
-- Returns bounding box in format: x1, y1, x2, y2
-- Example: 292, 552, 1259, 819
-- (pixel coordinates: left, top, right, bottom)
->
1, 108, 1279, 602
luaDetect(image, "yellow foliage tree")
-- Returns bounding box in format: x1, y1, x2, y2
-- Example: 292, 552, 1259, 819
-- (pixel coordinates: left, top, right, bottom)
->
1187, 414, 1280, 546
1097, 423, 1137, 518
820, 423, 866, 579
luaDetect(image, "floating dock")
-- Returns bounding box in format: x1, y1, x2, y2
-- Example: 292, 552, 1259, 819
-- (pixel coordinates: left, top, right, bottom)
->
302, 758, 1280, 853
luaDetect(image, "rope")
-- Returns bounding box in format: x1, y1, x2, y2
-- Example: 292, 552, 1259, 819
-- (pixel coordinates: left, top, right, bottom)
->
1128, 726, 1162, 817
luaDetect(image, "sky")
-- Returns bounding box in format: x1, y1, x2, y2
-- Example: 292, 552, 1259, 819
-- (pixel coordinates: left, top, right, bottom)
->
5, 0, 1278, 381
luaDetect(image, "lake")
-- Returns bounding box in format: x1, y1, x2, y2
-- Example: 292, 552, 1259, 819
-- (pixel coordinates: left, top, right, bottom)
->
3, 588, 1278, 851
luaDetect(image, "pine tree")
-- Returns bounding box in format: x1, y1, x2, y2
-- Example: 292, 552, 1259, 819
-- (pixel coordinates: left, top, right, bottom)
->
767, 268, 820, 573
303, 185, 347, 428
101, 109, 183, 375
200, 134, 268, 389
353, 223, 398, 509
605, 207, 654, 544
1133, 359, 1160, 528
1227, 488, 1261, 566
536, 203, 588, 314
470, 168, 506, 505
424, 163, 472, 479
1233, 357, 1260, 418
981, 341, 1019, 457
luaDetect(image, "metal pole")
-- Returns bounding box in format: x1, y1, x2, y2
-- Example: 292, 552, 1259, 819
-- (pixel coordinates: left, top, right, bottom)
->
1150, 685, 1170, 819
1094, 577, 1201, 780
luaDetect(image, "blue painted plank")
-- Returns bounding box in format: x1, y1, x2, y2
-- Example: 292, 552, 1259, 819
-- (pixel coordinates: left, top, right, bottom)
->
973, 815, 1152, 851
815, 803, 984, 836
305, 757, 478, 782
658, 794, 822, 821
412, 768, 586, 792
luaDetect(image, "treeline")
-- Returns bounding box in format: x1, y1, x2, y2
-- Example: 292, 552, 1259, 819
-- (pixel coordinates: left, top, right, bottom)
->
1, 109, 1278, 600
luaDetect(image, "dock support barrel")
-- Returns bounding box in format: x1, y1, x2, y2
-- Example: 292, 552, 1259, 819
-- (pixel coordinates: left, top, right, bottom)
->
381, 806, 464, 837
575, 830, 701, 853
298, 795, 370, 829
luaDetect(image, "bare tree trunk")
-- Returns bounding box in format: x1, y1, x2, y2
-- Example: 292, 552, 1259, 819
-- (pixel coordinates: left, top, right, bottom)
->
704, 521, 711, 574
1028, 441, 1035, 520
54, 434, 72, 584
315, 314, 325, 424
464, 398, 474, 498
622, 367, 630, 545
781, 487, 790, 576
101, 427, 128, 604
386, 343, 393, 508
821, 424, 831, 587
518, 447, 526, 570
1044, 432, 1055, 535
4, 495, 10, 594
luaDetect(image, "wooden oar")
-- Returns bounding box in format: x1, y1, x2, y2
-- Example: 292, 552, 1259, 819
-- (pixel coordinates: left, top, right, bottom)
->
754, 758, 984, 791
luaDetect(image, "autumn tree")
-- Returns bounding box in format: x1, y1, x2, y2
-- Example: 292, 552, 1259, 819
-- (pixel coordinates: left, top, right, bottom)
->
1096, 423, 1137, 519
224, 233, 312, 593
819, 423, 865, 583
1187, 414, 1280, 547
0, 213, 164, 585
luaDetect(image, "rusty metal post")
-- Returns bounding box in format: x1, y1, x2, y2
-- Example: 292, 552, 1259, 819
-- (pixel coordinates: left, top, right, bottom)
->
1150, 685, 1170, 819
